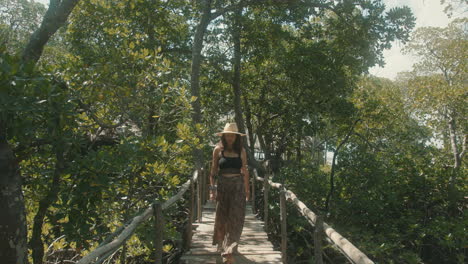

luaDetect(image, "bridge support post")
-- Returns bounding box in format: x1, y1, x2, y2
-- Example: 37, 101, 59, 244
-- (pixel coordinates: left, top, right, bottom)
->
263, 171, 269, 231
153, 202, 163, 264
201, 167, 206, 205
190, 176, 195, 223
197, 168, 202, 223
184, 178, 195, 250
280, 189, 287, 264
314, 215, 323, 264
251, 168, 256, 214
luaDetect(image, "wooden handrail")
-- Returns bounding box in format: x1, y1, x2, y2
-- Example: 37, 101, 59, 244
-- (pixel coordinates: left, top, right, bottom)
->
77, 169, 200, 264
76, 159, 372, 264
253, 169, 374, 264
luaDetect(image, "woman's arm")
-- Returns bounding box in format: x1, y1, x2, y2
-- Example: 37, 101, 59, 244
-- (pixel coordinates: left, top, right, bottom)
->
209, 146, 221, 201
210, 145, 221, 186
241, 148, 250, 199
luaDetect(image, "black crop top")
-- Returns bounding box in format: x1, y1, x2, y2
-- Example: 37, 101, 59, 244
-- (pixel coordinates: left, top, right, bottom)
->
218, 150, 242, 171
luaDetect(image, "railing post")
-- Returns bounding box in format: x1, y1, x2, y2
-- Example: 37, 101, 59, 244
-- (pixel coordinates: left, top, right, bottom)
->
201, 167, 206, 205
153, 202, 163, 264
191, 177, 196, 223
197, 168, 202, 223
314, 215, 324, 264
204, 163, 210, 204
251, 168, 256, 213
263, 171, 269, 231
280, 189, 287, 264
184, 178, 195, 250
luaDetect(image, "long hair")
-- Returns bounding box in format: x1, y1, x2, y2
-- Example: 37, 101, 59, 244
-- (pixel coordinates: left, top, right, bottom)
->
219, 134, 243, 155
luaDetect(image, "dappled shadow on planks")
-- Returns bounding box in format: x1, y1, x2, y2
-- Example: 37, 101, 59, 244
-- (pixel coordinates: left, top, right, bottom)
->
180, 200, 283, 263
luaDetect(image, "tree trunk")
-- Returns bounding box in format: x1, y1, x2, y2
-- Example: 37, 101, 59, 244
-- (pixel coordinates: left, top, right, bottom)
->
257, 130, 270, 161
325, 119, 360, 212
231, 6, 245, 138
3, 1, 80, 262
229, 7, 267, 174
146, 105, 156, 137
272, 147, 284, 174
21, 0, 80, 68
325, 148, 338, 212
296, 124, 302, 164
447, 115, 462, 213
244, 96, 255, 156
448, 117, 461, 172
31, 98, 66, 264
30, 158, 62, 264
144, 13, 157, 138
190, 0, 212, 169
0, 139, 28, 264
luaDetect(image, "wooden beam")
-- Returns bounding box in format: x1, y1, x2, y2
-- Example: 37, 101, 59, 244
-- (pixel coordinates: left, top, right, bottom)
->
183, 178, 195, 250
197, 168, 202, 223
280, 189, 287, 264
263, 172, 269, 231
77, 170, 199, 264
284, 189, 374, 264
253, 168, 374, 264
153, 202, 163, 264
252, 169, 256, 213
314, 215, 323, 264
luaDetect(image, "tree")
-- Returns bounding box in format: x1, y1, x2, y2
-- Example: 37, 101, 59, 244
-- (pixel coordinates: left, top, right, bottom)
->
441, 0, 468, 18
235, 0, 415, 171
21, 0, 80, 68
340, 75, 464, 262
0, 0, 46, 52
0, 0, 421, 263
1, 1, 80, 263
402, 18, 467, 204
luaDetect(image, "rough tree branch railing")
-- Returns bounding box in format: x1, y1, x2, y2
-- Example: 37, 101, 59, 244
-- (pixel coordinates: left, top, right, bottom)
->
76, 167, 206, 264
251, 168, 374, 264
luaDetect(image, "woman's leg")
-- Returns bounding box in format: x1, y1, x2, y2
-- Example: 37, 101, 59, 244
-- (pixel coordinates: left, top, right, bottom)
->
213, 177, 228, 246
223, 177, 246, 255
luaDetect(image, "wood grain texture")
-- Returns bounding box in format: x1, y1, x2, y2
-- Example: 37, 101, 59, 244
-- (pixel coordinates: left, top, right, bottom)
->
181, 200, 283, 264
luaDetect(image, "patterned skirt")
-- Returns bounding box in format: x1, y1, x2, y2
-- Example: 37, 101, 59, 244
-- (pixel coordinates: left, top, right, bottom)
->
212, 174, 246, 255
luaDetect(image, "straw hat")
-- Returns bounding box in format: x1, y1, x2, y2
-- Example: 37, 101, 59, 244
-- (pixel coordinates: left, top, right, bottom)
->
215, 122, 246, 136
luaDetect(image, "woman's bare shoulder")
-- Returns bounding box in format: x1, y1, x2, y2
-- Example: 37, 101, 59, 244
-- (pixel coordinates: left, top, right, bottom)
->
213, 143, 223, 153
240, 148, 247, 159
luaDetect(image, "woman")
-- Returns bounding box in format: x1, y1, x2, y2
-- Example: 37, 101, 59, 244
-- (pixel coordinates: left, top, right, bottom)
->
209, 123, 250, 264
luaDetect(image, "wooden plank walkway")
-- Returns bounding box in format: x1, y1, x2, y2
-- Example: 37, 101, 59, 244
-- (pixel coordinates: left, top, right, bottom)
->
180, 200, 283, 264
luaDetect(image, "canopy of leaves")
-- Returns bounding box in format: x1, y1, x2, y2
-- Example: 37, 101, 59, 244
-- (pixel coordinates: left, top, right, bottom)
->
4, 0, 465, 263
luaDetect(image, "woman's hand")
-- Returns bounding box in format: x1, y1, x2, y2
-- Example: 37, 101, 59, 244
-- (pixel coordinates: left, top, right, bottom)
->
245, 189, 250, 201
209, 189, 216, 201
209, 185, 217, 201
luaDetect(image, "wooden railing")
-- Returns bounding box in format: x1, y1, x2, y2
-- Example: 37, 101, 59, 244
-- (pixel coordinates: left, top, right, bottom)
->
76, 165, 209, 264
74, 159, 373, 264
251, 167, 374, 264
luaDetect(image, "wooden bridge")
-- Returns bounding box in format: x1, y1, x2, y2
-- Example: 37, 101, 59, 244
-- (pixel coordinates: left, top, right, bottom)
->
180, 200, 282, 263
74, 163, 374, 264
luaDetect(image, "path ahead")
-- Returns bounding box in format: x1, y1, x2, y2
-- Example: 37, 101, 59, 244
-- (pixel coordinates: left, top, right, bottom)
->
180, 200, 283, 264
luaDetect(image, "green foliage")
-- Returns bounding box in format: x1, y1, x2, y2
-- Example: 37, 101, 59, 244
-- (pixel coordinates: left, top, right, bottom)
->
264, 75, 466, 263
1, 0, 198, 258
440, 0, 468, 18
8, 0, 464, 263
0, 0, 46, 53
400, 19, 467, 146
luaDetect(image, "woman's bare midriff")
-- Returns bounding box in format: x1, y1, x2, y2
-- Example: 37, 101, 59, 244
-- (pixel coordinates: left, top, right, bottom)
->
221, 173, 242, 177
